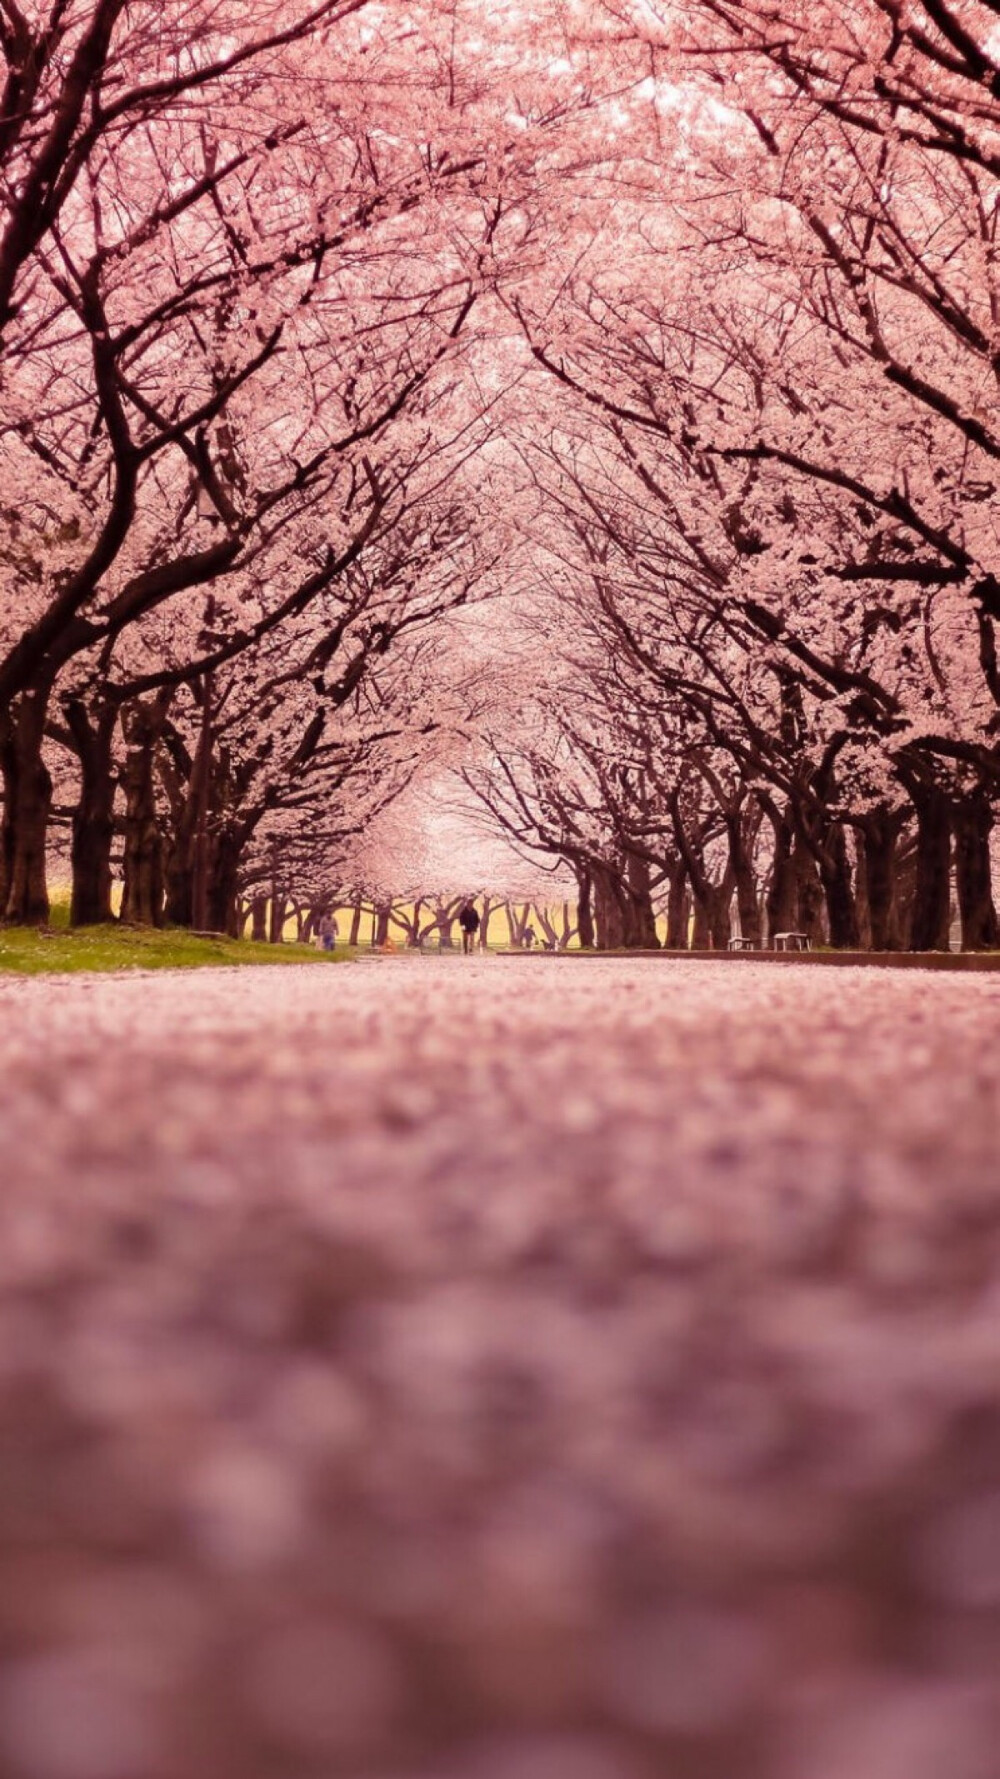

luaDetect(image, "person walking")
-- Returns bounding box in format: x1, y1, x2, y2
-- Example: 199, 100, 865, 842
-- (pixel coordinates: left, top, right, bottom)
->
458, 900, 481, 955
318, 912, 338, 953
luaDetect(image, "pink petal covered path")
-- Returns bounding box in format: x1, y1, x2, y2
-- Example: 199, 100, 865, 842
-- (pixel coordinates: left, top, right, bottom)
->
0, 958, 999, 1779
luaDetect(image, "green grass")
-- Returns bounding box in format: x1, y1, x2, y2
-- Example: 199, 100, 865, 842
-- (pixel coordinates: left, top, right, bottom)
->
0, 918, 345, 976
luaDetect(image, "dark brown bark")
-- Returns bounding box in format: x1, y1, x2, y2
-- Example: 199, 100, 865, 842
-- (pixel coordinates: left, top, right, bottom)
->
818, 821, 861, 950
189, 678, 215, 933
671, 798, 732, 949
158, 729, 194, 927
349, 898, 364, 947
269, 895, 288, 943
909, 789, 952, 952
859, 810, 905, 952
953, 793, 999, 952
592, 866, 626, 949
250, 894, 268, 942
794, 839, 827, 946
206, 839, 241, 937
665, 858, 689, 950
691, 897, 711, 949
2, 685, 54, 925
576, 864, 595, 949
0, 0, 129, 340
479, 897, 494, 950
66, 697, 118, 926
164, 838, 194, 927
625, 848, 660, 948
707, 876, 735, 949
120, 694, 170, 926
764, 804, 798, 942
727, 808, 762, 945
0, 713, 15, 914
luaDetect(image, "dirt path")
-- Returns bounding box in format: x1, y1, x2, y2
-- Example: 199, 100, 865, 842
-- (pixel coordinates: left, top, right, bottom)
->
1, 958, 999, 1779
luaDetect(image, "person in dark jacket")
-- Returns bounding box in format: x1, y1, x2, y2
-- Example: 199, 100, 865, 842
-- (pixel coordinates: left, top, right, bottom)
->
458, 900, 481, 954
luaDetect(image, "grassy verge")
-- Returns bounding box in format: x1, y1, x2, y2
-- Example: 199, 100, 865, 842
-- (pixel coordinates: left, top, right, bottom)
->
0, 921, 345, 977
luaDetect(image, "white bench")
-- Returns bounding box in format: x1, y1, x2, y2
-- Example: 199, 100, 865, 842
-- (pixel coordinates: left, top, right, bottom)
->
773, 932, 811, 952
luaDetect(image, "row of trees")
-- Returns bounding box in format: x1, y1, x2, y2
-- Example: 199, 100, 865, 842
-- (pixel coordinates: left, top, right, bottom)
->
3, 0, 999, 949
242, 891, 575, 950
0, 0, 580, 930
464, 0, 1000, 951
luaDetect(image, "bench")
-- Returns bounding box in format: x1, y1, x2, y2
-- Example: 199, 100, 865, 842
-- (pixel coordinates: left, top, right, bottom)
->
773, 932, 811, 952
728, 937, 756, 950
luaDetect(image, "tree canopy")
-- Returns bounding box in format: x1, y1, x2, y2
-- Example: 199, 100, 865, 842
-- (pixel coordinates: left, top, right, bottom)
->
2, 0, 999, 948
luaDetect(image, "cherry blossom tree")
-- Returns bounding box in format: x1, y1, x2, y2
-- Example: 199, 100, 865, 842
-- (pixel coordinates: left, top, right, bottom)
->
5, 0, 999, 949
0, 0, 595, 923
523, 0, 1000, 946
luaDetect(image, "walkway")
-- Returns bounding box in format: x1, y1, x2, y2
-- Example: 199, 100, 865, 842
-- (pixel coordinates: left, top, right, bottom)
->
0, 958, 998, 1779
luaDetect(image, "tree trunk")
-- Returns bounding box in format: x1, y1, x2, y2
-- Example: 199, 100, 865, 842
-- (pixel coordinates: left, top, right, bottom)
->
349, 898, 364, 947
909, 790, 952, 952
691, 897, 710, 949
187, 679, 216, 934
818, 822, 860, 950
373, 901, 392, 947
121, 805, 162, 925
689, 859, 735, 950
398, 898, 423, 948
592, 867, 626, 949
953, 793, 999, 952
2, 685, 54, 925
859, 812, 904, 952
765, 807, 797, 943
164, 812, 195, 927
120, 702, 166, 927
558, 901, 575, 950
624, 848, 660, 948
0, 713, 14, 915
66, 699, 118, 927
532, 902, 558, 950
707, 875, 734, 950
250, 895, 268, 942
269, 894, 288, 943
794, 839, 826, 946
479, 896, 493, 950
665, 859, 689, 950
671, 795, 731, 949
576, 865, 595, 950
207, 839, 241, 937
727, 814, 761, 945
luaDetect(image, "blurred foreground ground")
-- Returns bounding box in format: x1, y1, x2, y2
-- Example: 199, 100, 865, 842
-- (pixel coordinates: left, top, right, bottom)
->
1, 957, 999, 1779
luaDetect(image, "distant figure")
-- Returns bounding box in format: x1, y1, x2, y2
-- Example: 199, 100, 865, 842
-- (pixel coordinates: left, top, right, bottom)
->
523, 925, 537, 950
318, 912, 338, 953
458, 900, 481, 955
